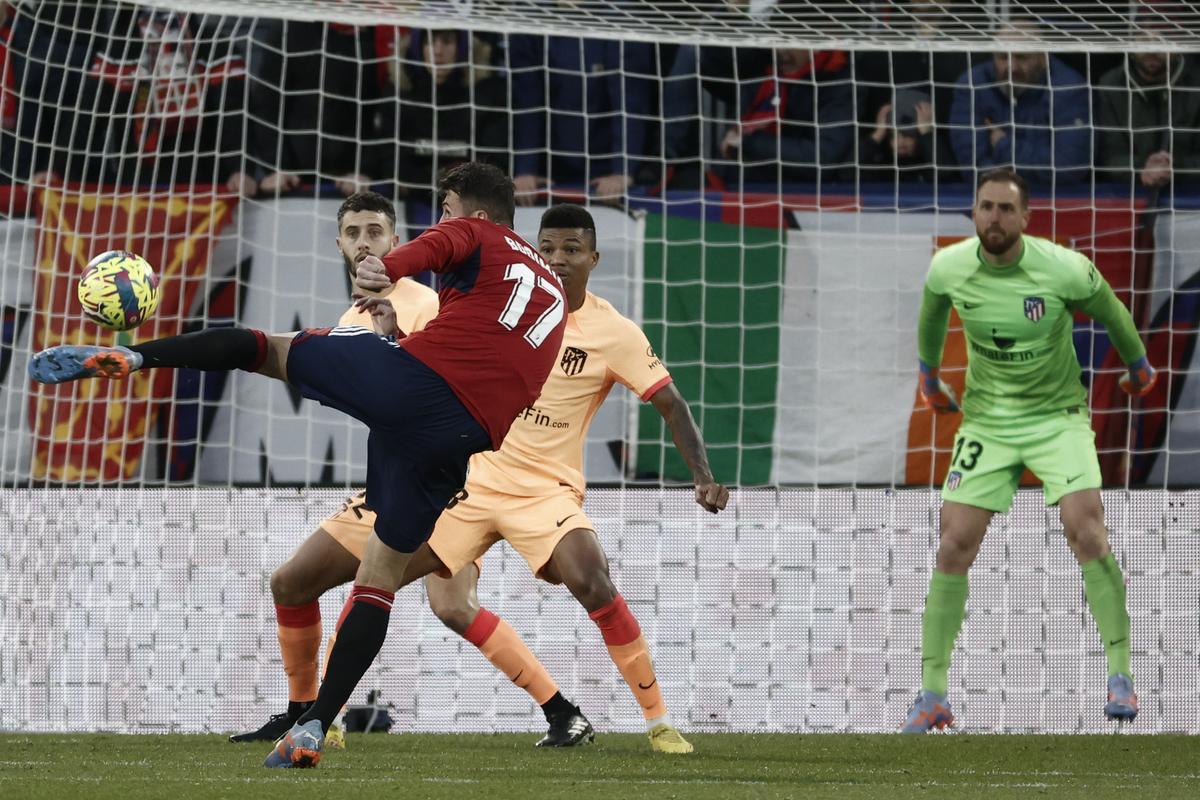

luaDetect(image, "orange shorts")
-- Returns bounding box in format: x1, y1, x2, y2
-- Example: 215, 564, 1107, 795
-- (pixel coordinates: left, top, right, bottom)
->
319, 491, 373, 561
427, 483, 594, 581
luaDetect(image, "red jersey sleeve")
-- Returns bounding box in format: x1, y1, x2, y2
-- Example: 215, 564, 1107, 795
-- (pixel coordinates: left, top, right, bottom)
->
382, 217, 480, 280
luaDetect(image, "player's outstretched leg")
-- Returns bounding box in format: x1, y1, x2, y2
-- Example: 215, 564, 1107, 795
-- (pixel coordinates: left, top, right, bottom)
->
29, 328, 271, 384
545, 530, 692, 754
424, 570, 594, 747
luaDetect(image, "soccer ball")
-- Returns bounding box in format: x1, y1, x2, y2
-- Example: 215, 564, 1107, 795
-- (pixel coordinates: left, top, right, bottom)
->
77, 251, 160, 331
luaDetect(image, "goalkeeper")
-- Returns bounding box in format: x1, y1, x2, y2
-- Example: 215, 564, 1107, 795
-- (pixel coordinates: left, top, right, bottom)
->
904, 168, 1157, 733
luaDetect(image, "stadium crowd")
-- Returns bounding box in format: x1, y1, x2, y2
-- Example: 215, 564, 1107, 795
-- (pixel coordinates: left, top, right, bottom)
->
0, 0, 1196, 203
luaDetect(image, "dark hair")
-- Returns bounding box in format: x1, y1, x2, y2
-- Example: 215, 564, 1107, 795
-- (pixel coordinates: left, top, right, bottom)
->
538, 203, 597, 249
438, 162, 515, 227
976, 168, 1029, 208
337, 191, 397, 231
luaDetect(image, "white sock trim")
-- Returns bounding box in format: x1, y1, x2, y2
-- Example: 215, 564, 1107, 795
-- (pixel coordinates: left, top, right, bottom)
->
645, 714, 669, 731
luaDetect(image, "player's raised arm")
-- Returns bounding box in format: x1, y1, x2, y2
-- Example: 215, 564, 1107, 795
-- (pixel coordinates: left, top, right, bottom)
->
916, 281, 960, 413
1069, 266, 1158, 397
648, 383, 729, 513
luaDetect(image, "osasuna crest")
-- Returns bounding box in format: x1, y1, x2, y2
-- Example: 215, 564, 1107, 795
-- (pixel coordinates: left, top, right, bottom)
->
946, 470, 962, 491
1024, 296, 1046, 322
560, 346, 588, 376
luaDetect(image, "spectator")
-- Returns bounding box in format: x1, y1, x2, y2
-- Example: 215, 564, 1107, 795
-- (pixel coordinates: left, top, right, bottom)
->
659, 0, 774, 190
4, 0, 106, 183
347, 29, 509, 208
84, 9, 254, 193
949, 24, 1091, 187
857, 1, 972, 132
247, 20, 382, 195
507, 30, 654, 204
1095, 51, 1200, 189
860, 88, 954, 184
719, 48, 854, 185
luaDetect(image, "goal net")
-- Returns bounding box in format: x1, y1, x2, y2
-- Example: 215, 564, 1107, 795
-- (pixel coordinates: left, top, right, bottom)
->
1, 0, 1198, 735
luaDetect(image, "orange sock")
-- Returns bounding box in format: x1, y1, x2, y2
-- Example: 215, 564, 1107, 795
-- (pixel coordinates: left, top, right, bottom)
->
321, 594, 355, 679
276, 601, 322, 703
590, 595, 666, 720
463, 608, 559, 705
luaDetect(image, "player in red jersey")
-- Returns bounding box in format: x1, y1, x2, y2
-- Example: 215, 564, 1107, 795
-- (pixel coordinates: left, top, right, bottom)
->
29, 162, 567, 768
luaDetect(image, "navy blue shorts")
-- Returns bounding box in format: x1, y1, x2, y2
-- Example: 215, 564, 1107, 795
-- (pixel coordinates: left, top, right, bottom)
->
287, 326, 491, 552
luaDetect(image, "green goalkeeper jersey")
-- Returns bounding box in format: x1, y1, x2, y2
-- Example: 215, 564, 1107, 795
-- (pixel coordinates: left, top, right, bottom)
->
918, 234, 1145, 424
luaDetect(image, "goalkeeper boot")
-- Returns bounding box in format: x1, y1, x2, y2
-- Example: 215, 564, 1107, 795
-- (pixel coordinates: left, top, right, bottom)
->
263, 719, 324, 769
28, 345, 142, 384
901, 690, 955, 733
229, 701, 312, 743
1104, 674, 1139, 722
647, 723, 694, 754
535, 704, 594, 748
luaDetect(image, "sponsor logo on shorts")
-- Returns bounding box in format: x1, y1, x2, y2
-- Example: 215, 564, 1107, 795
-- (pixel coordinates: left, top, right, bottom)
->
561, 346, 588, 376
555, 514, 576, 528
1024, 296, 1046, 322
946, 470, 962, 491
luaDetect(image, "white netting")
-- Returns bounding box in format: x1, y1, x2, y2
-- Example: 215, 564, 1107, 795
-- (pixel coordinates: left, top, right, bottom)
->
0, 0, 1198, 735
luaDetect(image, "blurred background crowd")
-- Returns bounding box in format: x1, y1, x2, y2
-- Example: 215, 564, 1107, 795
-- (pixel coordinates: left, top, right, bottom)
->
0, 0, 1195, 207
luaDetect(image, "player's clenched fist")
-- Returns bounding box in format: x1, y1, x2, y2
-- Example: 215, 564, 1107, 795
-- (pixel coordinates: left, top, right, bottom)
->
695, 481, 729, 513
918, 360, 960, 414
1119, 356, 1157, 397
354, 255, 392, 297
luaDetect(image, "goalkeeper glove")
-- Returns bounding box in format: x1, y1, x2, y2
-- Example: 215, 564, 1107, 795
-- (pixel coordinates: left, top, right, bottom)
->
1119, 356, 1157, 397
919, 360, 960, 414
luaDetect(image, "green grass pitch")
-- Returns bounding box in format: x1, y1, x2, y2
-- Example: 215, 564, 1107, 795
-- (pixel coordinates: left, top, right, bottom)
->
1, 732, 1197, 799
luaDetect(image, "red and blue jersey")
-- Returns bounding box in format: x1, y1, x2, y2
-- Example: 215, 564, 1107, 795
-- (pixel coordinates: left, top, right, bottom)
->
382, 216, 566, 448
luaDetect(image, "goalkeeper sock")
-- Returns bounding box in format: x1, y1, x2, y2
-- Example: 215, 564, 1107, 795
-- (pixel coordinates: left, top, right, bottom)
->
299, 585, 393, 733
920, 570, 968, 697
589, 595, 667, 721
131, 328, 267, 371
1082, 553, 1132, 678
275, 601, 322, 704
463, 608, 559, 705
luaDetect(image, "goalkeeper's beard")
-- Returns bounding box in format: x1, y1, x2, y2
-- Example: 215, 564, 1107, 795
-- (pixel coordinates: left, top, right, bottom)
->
978, 226, 1020, 256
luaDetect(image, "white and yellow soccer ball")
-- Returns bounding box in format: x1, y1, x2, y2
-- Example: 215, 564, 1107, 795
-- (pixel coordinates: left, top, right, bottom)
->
77, 250, 160, 331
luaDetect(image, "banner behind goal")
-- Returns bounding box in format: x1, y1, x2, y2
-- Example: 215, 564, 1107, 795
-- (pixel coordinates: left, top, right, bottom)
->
1, 0, 1198, 734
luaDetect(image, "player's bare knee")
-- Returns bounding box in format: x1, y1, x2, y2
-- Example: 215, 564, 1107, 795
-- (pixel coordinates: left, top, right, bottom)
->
269, 563, 311, 606
1064, 523, 1111, 562
425, 580, 478, 635
935, 532, 979, 574
565, 569, 617, 613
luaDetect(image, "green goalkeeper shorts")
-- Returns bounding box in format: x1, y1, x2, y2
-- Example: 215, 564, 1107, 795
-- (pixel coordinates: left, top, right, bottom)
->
940, 407, 1102, 512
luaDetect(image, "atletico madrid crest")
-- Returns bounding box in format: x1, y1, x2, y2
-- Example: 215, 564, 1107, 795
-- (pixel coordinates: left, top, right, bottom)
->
946, 470, 962, 491
1024, 296, 1046, 322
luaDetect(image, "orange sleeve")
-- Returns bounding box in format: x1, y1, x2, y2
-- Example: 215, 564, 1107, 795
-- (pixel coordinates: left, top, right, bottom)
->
604, 316, 672, 401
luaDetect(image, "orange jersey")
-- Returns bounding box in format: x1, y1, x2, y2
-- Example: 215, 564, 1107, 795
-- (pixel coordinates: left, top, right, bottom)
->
337, 278, 439, 335
467, 291, 671, 498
